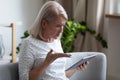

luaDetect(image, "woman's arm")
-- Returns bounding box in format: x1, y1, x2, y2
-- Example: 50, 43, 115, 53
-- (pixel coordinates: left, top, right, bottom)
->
29, 60, 50, 80
65, 69, 77, 78
65, 61, 89, 78
29, 50, 71, 80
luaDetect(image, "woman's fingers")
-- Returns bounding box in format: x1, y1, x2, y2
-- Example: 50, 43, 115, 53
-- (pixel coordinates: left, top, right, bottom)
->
46, 50, 71, 64
77, 61, 89, 70
48, 49, 71, 58
85, 61, 89, 65
48, 49, 53, 54
54, 53, 71, 58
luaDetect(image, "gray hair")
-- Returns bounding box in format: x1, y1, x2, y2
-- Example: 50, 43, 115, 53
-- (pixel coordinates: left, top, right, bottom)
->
28, 1, 68, 39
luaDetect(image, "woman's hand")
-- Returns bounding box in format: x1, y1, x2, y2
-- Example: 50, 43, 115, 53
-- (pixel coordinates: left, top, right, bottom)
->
76, 61, 89, 71
44, 49, 71, 65
65, 61, 89, 78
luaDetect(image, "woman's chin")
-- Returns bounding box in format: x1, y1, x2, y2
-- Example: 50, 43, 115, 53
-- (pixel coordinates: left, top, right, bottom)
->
54, 36, 59, 39
53, 35, 61, 39
54, 37, 58, 39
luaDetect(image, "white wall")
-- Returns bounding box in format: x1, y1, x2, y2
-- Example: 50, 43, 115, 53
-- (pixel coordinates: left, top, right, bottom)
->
106, 18, 120, 80
0, 0, 44, 55
105, 0, 120, 80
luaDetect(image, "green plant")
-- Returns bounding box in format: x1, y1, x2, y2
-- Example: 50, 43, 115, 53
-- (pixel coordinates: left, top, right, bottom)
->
16, 20, 108, 53
61, 20, 108, 52
16, 31, 29, 54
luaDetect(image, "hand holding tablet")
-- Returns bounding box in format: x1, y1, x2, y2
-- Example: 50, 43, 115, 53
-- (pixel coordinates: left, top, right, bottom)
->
66, 54, 96, 70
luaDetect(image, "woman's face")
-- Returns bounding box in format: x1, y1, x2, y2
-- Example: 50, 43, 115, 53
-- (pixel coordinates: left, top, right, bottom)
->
42, 17, 66, 40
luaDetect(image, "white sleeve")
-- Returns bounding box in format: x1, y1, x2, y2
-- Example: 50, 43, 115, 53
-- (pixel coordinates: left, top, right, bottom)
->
18, 40, 34, 80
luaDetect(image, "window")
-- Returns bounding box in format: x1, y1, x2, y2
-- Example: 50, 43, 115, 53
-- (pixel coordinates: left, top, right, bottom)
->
110, 0, 120, 14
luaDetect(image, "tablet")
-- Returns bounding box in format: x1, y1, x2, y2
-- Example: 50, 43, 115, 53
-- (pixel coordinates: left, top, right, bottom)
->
66, 54, 96, 70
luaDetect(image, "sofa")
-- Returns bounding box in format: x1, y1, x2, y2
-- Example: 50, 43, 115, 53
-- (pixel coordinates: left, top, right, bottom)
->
0, 52, 106, 80
66, 52, 107, 80
0, 62, 19, 80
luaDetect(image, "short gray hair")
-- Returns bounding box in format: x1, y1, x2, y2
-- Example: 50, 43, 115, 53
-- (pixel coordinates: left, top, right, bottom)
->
28, 1, 68, 39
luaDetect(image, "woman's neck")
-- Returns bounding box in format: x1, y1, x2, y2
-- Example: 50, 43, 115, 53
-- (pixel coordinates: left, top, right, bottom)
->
37, 35, 54, 43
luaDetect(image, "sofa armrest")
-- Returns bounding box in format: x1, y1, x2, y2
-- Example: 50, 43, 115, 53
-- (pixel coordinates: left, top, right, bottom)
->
0, 62, 19, 80
65, 52, 107, 80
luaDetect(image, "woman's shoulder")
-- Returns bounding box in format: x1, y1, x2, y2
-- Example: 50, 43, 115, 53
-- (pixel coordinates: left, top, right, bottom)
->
21, 35, 38, 44
21, 35, 48, 48
20, 35, 38, 50
20, 36, 31, 45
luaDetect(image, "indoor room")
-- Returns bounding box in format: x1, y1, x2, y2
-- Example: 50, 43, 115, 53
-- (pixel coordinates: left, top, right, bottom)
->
0, 0, 120, 80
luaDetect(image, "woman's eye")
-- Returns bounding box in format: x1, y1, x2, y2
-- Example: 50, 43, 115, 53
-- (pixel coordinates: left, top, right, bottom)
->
56, 25, 64, 28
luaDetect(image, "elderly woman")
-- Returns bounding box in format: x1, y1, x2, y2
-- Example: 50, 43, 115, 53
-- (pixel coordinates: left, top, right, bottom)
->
18, 1, 88, 80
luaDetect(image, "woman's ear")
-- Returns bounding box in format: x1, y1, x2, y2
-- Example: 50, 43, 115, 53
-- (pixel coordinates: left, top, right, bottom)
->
41, 19, 47, 29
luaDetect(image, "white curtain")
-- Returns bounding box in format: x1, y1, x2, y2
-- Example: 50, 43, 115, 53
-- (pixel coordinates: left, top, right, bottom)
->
74, 0, 106, 52
73, 0, 88, 52
73, 0, 86, 22
87, 0, 105, 51
73, 0, 92, 52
